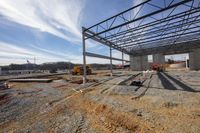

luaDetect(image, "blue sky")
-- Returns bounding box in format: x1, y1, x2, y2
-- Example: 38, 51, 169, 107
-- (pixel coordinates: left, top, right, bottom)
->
0, 0, 133, 65
0, 0, 192, 65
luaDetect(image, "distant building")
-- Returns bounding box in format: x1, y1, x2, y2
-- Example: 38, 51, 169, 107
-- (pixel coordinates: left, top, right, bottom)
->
1, 70, 35, 75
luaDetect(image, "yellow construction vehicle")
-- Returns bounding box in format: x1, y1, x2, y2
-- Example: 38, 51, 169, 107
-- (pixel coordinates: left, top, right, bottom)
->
72, 65, 92, 75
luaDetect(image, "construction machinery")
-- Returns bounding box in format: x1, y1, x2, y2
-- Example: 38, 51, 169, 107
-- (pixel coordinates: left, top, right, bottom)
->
72, 65, 92, 75
150, 63, 165, 72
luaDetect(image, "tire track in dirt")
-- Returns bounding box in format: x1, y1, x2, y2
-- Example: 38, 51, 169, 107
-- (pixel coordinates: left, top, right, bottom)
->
132, 73, 153, 99
101, 121, 116, 133
67, 94, 155, 133
75, 116, 86, 133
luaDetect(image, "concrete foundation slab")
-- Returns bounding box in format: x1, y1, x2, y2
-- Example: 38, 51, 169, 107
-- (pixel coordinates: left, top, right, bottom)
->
9, 78, 52, 82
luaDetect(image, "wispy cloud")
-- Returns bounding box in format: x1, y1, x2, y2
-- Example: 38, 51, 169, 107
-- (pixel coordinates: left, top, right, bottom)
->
0, 0, 130, 65
0, 41, 82, 65
0, 0, 85, 44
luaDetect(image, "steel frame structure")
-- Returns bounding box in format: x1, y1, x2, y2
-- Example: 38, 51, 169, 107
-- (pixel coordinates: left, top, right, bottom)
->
82, 0, 200, 83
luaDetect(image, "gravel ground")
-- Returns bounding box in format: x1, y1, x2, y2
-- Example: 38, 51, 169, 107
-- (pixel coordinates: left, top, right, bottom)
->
0, 70, 199, 133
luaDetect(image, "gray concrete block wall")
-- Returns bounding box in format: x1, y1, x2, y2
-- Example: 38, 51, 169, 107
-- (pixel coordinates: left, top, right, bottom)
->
130, 55, 149, 71
189, 49, 200, 70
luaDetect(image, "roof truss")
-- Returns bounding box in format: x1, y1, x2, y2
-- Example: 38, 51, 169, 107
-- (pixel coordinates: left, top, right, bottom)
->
83, 0, 200, 55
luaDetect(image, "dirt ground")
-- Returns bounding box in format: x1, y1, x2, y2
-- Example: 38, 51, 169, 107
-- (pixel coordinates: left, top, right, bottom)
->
0, 70, 200, 133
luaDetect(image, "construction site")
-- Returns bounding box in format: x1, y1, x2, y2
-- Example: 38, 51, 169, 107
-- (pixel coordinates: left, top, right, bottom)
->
0, 0, 200, 133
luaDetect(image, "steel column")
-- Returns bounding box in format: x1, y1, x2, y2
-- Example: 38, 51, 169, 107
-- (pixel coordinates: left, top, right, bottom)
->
110, 46, 113, 76
122, 51, 124, 68
82, 28, 87, 84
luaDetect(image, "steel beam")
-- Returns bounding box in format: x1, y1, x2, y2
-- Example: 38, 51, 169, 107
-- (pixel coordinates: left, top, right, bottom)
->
111, 16, 200, 44
82, 0, 200, 71
85, 52, 130, 62
129, 40, 200, 56
86, 0, 192, 38
123, 29, 200, 49
85, 0, 151, 31
83, 27, 128, 54
105, 7, 200, 40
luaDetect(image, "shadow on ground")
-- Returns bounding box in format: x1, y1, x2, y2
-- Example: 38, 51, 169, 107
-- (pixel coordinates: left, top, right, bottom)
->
158, 72, 197, 92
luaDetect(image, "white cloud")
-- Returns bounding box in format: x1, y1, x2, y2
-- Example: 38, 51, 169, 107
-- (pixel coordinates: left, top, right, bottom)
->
0, 41, 130, 65
0, 0, 130, 65
0, 0, 85, 44
0, 42, 35, 56
0, 41, 82, 65
29, 44, 75, 59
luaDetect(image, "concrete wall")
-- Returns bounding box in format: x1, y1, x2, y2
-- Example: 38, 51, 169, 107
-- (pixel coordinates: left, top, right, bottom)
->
153, 54, 165, 64
130, 48, 200, 71
189, 49, 200, 70
130, 55, 149, 71
170, 62, 186, 68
